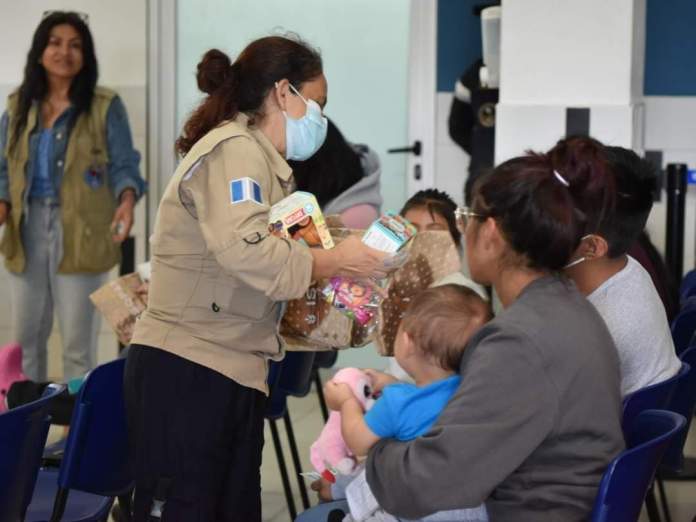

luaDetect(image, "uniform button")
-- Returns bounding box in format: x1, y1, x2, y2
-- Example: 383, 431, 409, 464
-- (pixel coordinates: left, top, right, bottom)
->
85, 227, 91, 237
56, 132, 63, 140
211, 302, 220, 313
57, 160, 64, 168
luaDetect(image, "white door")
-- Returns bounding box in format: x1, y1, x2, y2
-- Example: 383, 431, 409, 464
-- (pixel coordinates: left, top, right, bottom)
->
401, 0, 477, 206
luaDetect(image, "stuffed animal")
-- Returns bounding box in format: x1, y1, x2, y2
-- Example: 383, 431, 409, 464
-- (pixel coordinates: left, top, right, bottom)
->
0, 343, 28, 413
310, 367, 376, 482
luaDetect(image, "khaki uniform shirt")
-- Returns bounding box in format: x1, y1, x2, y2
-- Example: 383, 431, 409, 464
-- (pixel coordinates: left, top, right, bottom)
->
132, 114, 313, 394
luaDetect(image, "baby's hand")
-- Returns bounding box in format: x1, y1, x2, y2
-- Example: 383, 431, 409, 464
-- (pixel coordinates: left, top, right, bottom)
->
324, 381, 356, 411
364, 369, 398, 395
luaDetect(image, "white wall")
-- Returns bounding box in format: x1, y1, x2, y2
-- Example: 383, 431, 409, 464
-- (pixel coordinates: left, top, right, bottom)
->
176, 0, 411, 214
0, 1, 147, 380
643, 96, 696, 272
499, 0, 643, 106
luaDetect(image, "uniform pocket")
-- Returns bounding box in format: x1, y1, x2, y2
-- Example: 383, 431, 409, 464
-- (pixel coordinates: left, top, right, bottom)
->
73, 215, 120, 272
212, 274, 273, 322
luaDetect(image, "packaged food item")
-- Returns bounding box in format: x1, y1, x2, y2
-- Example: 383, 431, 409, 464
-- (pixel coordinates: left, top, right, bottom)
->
322, 214, 416, 328
268, 191, 334, 249
361, 213, 417, 253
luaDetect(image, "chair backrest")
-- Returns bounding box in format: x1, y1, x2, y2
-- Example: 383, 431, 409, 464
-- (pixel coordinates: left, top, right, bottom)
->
278, 351, 316, 398
0, 384, 65, 520
265, 351, 317, 420
622, 362, 689, 428
661, 346, 696, 471
266, 360, 287, 420
671, 297, 696, 355
680, 269, 696, 303
57, 359, 132, 496
591, 409, 686, 522
313, 350, 338, 370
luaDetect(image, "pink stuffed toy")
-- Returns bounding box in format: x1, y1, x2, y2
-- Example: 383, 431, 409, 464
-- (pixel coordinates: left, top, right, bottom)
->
310, 367, 376, 482
0, 342, 28, 413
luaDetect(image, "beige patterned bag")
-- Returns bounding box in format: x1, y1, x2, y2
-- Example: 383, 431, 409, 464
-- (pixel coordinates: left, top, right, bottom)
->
281, 229, 461, 353
375, 231, 461, 356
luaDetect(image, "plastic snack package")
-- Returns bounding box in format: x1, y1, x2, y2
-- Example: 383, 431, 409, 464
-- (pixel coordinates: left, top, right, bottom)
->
321, 214, 416, 329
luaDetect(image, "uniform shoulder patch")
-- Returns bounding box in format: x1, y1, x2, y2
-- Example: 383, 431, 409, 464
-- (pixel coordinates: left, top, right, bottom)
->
229, 177, 263, 206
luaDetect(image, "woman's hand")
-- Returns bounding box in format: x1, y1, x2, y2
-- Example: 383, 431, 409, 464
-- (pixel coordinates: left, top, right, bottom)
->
324, 381, 356, 411
333, 235, 390, 279
0, 201, 8, 226
364, 369, 398, 395
111, 189, 136, 243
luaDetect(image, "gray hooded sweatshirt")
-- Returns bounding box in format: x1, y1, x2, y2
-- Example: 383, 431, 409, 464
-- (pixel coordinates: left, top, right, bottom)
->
323, 144, 383, 217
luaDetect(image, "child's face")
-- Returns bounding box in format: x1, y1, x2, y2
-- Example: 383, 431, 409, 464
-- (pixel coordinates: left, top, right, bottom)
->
404, 207, 449, 234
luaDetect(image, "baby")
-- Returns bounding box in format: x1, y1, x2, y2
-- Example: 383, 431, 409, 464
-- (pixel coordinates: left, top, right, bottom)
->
324, 284, 492, 522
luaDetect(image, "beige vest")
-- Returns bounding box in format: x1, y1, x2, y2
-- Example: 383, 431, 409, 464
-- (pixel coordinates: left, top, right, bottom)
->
1, 87, 120, 274
132, 115, 314, 394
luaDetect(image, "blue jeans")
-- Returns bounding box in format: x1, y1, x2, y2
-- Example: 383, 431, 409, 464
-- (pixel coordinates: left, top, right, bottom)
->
295, 500, 350, 522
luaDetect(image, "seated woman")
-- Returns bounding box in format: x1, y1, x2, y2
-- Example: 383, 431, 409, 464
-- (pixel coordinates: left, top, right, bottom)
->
357, 143, 624, 521
289, 118, 381, 229
558, 140, 681, 396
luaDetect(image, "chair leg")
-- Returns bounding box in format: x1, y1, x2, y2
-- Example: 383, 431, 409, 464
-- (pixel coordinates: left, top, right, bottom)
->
656, 476, 672, 522
116, 490, 134, 522
314, 369, 329, 422
645, 485, 663, 522
49, 487, 70, 522
283, 410, 310, 510
269, 419, 297, 521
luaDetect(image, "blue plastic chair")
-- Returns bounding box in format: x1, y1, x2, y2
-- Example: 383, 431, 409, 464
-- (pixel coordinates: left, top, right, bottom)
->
671, 297, 696, 355
266, 351, 318, 520
679, 269, 696, 304
622, 362, 689, 429
0, 384, 65, 521
591, 410, 686, 522
655, 346, 696, 521
24, 359, 133, 522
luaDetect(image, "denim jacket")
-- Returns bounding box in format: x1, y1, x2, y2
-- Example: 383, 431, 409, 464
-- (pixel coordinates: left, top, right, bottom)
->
0, 95, 146, 210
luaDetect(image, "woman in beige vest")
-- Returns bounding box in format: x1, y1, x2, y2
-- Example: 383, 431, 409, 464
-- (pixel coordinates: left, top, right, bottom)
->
0, 11, 145, 381
125, 36, 389, 521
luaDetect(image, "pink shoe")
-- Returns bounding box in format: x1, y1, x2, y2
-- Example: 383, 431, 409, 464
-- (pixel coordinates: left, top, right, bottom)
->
0, 342, 28, 413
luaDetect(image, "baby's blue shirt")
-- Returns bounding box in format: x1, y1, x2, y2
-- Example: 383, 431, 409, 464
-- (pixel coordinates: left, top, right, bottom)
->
364, 375, 461, 441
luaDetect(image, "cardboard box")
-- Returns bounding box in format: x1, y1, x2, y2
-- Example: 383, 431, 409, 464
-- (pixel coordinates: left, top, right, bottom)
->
362, 213, 417, 253
268, 191, 334, 249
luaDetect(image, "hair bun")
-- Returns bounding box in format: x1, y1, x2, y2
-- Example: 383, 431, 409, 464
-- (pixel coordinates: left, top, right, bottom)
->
196, 49, 233, 94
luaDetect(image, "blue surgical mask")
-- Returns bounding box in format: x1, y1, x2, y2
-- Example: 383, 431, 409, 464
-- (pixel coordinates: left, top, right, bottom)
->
276, 82, 328, 161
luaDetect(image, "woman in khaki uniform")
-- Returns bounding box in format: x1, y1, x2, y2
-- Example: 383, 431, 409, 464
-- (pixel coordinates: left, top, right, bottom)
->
125, 36, 389, 521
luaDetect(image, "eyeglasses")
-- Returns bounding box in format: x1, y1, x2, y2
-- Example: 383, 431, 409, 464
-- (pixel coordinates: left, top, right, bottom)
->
455, 206, 486, 230
42, 10, 90, 24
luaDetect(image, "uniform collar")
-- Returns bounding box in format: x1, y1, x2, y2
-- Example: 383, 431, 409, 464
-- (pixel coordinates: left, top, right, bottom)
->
238, 112, 293, 182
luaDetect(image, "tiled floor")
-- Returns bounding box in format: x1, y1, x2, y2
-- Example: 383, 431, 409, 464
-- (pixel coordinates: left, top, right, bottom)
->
44, 377, 696, 522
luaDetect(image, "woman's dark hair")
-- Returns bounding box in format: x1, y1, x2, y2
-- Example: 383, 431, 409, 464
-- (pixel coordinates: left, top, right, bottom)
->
289, 118, 363, 207
11, 11, 97, 151
400, 189, 461, 247
599, 146, 657, 258
177, 35, 323, 155
471, 136, 615, 271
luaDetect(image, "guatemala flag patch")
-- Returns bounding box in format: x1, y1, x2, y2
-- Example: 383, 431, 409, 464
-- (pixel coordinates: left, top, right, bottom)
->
229, 177, 263, 206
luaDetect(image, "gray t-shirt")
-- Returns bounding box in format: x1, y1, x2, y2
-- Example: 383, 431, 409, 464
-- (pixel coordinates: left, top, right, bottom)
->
588, 256, 681, 397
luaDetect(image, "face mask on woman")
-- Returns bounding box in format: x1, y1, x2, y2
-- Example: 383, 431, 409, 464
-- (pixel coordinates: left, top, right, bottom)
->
276, 82, 328, 161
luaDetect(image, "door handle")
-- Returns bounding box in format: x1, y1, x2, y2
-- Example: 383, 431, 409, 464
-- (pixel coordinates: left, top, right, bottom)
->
388, 140, 421, 156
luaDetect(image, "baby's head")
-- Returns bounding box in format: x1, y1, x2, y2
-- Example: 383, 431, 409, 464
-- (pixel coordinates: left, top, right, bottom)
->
395, 284, 491, 375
